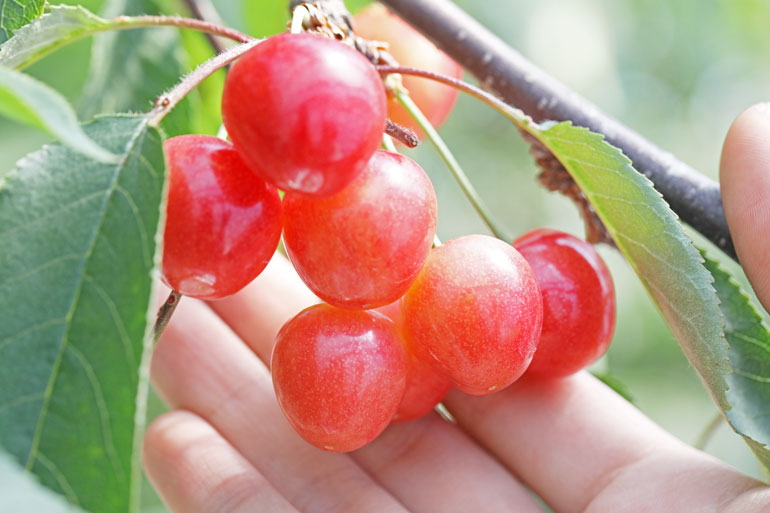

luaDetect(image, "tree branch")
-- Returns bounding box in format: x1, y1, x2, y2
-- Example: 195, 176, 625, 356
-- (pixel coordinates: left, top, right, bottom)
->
377, 0, 737, 261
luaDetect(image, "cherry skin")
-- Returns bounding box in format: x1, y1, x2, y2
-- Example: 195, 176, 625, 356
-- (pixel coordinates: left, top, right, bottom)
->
514, 229, 616, 378
354, 4, 463, 139
401, 235, 543, 395
375, 301, 452, 422
222, 33, 387, 197
271, 304, 407, 452
283, 150, 437, 309
162, 135, 282, 299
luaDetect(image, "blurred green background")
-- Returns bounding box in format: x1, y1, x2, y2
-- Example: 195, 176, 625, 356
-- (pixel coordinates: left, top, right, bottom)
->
2, 0, 768, 509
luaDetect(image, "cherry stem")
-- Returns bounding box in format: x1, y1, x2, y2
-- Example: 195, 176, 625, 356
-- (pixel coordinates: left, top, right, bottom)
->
149, 38, 261, 127
394, 88, 513, 242
694, 412, 725, 451
379, 66, 529, 129
382, 134, 398, 152
153, 291, 182, 344
111, 15, 252, 44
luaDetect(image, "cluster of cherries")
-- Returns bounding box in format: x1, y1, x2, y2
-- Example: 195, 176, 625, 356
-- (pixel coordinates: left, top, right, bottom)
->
161, 6, 616, 453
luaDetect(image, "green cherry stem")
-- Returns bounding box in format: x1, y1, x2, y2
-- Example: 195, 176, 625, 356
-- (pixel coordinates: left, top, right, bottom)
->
149, 38, 261, 127
382, 134, 398, 152
394, 88, 512, 242
694, 412, 726, 451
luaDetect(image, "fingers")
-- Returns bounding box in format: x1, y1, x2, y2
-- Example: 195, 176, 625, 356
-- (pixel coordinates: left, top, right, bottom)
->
151, 297, 407, 513
443, 373, 763, 513
211, 253, 544, 512
143, 411, 297, 513
720, 102, 770, 310
353, 414, 543, 512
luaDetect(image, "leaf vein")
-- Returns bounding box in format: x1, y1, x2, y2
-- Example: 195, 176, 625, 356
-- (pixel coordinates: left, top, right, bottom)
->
83, 273, 137, 372
23, 117, 150, 472
67, 344, 125, 483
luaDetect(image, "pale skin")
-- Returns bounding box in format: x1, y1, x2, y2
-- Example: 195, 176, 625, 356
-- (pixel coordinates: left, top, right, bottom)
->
143, 104, 770, 512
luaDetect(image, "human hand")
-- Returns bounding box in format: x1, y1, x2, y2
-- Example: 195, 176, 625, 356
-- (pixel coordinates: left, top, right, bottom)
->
142, 104, 770, 512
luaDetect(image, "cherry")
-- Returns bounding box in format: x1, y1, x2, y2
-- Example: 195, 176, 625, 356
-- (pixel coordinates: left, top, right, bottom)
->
401, 235, 543, 395
161, 135, 282, 299
514, 229, 615, 378
375, 301, 452, 422
271, 304, 407, 452
222, 33, 387, 197
283, 150, 437, 309
354, 4, 463, 139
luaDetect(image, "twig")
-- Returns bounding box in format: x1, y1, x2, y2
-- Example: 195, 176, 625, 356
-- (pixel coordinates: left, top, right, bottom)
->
154, 291, 182, 344
149, 39, 261, 126
377, 0, 736, 261
385, 119, 419, 148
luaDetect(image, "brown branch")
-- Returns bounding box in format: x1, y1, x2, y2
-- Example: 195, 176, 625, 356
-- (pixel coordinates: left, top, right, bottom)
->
376, 0, 737, 261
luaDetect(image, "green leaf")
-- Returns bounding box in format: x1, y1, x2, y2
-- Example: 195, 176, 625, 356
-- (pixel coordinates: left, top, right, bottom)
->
526, 120, 730, 408
80, 0, 197, 137
521, 119, 770, 469
703, 254, 770, 469
0, 66, 118, 163
0, 449, 86, 512
0, 5, 110, 69
0, 114, 166, 512
0, 0, 45, 43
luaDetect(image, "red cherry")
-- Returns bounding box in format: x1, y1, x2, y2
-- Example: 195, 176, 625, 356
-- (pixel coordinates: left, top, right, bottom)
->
283, 150, 437, 309
222, 33, 387, 197
354, 4, 463, 139
401, 235, 543, 395
375, 301, 451, 422
271, 304, 407, 452
514, 229, 616, 378
161, 135, 282, 299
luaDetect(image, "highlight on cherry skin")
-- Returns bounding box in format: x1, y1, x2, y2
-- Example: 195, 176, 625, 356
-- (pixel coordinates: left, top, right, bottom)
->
221, 32, 387, 197
283, 150, 438, 309
514, 228, 616, 378
271, 304, 408, 452
161, 135, 282, 299
401, 234, 543, 395
375, 301, 452, 423
353, 3, 463, 139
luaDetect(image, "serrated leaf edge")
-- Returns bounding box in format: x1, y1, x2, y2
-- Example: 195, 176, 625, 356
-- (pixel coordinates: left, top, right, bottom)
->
701, 250, 770, 469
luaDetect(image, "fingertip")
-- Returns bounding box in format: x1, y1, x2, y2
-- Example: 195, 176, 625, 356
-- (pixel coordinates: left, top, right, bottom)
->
720, 102, 770, 310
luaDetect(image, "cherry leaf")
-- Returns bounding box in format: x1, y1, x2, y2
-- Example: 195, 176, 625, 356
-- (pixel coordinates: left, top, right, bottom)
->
0, 114, 165, 512
0, 0, 44, 43
0, 66, 118, 163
